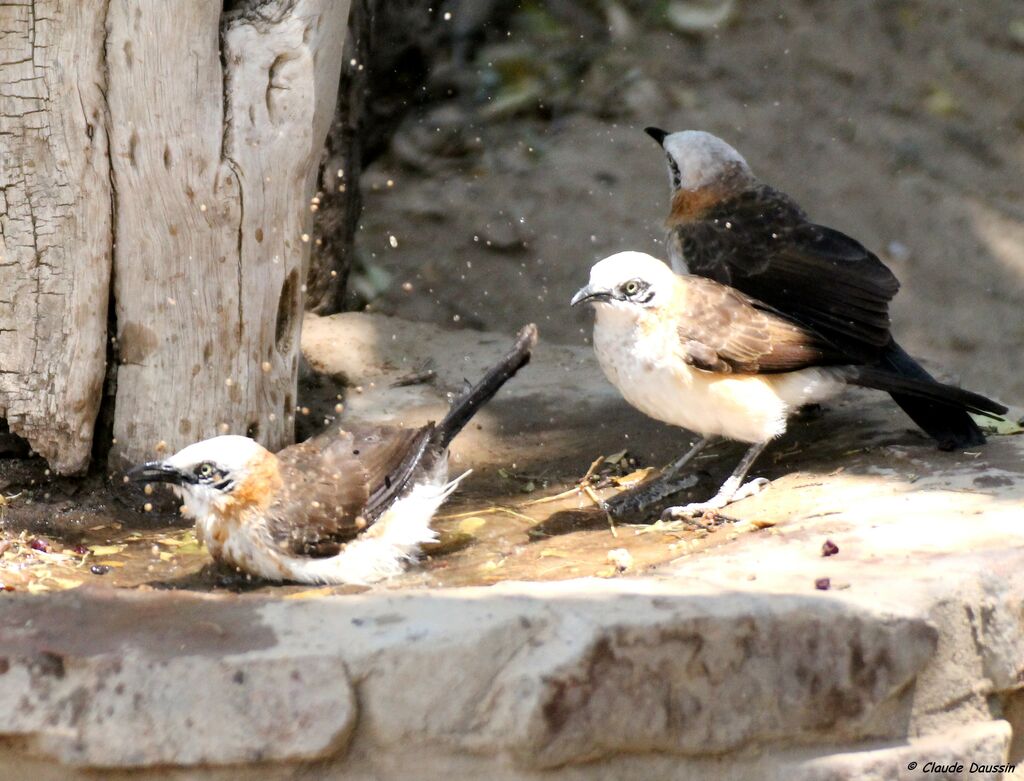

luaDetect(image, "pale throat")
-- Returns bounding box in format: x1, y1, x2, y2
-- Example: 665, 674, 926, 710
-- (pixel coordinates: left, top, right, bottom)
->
172, 484, 234, 522
593, 301, 654, 334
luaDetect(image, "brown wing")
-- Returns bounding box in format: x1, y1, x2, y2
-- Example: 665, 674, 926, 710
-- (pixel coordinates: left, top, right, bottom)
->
267, 424, 435, 558
676, 185, 900, 362
676, 276, 837, 374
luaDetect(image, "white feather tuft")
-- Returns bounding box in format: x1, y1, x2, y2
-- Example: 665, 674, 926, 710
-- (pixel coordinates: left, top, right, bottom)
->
279, 468, 470, 585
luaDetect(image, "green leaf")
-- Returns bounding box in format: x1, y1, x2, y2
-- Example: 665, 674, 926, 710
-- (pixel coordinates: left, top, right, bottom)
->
970, 413, 1023, 436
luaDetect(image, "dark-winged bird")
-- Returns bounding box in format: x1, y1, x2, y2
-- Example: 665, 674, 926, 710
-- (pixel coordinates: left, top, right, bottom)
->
645, 127, 989, 450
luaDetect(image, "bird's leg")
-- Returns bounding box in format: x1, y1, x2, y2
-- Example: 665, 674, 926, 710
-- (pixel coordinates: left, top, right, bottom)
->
662, 440, 770, 521
605, 436, 716, 516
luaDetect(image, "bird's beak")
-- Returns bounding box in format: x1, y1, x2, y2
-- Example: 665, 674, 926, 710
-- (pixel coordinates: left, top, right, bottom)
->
644, 126, 668, 146
127, 461, 184, 485
570, 284, 612, 307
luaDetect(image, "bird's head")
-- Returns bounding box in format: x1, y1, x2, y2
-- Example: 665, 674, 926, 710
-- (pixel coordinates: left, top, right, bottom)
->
128, 435, 282, 520
644, 127, 754, 195
571, 251, 677, 321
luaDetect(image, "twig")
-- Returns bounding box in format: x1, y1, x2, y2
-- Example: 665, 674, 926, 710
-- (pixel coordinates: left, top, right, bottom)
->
583, 485, 617, 538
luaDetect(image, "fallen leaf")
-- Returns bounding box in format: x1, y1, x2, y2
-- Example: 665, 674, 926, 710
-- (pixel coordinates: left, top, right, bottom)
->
612, 467, 654, 488
970, 412, 1023, 436
924, 86, 959, 117
666, 0, 736, 33
604, 449, 628, 465
457, 516, 487, 534
283, 587, 335, 600
155, 536, 190, 547
539, 549, 571, 559
41, 577, 83, 591
88, 544, 126, 557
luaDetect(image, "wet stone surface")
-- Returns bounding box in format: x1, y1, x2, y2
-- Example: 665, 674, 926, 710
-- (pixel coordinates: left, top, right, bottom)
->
0, 312, 1021, 598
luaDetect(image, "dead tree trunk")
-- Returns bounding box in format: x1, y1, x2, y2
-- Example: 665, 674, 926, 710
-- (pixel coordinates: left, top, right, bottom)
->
0, 0, 348, 474
0, 1, 113, 474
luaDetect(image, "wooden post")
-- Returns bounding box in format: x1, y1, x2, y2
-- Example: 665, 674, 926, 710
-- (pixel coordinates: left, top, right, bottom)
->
0, 0, 349, 474
0, 0, 113, 474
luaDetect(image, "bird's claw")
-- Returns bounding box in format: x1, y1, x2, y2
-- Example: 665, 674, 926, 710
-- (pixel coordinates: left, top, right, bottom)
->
660, 478, 769, 523
733, 477, 769, 501
661, 502, 719, 522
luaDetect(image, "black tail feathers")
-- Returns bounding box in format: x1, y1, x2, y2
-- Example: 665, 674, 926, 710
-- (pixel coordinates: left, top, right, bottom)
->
875, 342, 999, 450
433, 324, 539, 450
850, 345, 1005, 449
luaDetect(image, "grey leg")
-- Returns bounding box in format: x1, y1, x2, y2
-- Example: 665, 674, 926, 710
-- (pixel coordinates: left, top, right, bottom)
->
605, 436, 716, 516
663, 435, 717, 482
662, 440, 770, 520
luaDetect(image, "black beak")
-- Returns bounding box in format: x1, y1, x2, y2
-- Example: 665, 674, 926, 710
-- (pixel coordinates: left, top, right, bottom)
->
570, 285, 612, 307
644, 126, 669, 146
127, 461, 184, 485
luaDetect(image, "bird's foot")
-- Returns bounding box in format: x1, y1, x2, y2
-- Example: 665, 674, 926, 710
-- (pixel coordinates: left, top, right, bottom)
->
604, 474, 698, 518
661, 478, 769, 523
732, 476, 770, 501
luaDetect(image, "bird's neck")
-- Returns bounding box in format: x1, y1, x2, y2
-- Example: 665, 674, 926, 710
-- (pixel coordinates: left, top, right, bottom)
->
666, 172, 753, 226
231, 453, 283, 513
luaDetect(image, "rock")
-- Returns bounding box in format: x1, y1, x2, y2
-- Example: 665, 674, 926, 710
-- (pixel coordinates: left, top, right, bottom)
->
2, 315, 1022, 777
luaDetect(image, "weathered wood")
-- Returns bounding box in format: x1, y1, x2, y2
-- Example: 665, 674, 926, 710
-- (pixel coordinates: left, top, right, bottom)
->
0, 0, 113, 474
106, 0, 348, 469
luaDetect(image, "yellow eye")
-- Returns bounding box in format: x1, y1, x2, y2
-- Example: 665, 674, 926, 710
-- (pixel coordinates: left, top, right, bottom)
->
624, 280, 639, 295
198, 463, 213, 478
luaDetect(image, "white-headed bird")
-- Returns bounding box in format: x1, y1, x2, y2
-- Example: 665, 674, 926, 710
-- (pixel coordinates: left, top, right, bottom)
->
644, 127, 989, 451
572, 252, 1004, 519
129, 325, 538, 584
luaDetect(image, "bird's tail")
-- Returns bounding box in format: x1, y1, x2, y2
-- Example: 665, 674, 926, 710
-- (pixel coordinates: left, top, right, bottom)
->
432, 324, 539, 450
846, 354, 1006, 445
875, 342, 993, 450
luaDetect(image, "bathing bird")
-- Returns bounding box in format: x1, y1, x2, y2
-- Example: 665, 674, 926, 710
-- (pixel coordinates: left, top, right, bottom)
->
571, 252, 1004, 518
644, 127, 988, 451
129, 324, 538, 584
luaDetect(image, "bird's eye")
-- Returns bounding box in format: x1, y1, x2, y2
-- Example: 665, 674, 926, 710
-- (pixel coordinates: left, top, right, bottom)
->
197, 463, 214, 479
624, 280, 640, 296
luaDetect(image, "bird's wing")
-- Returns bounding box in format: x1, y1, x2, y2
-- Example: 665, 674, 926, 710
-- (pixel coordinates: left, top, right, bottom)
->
676, 186, 900, 361
267, 425, 434, 558
674, 276, 835, 374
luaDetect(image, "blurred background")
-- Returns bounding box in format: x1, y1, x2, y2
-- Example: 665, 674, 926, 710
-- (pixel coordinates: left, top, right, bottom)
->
309, 0, 1024, 402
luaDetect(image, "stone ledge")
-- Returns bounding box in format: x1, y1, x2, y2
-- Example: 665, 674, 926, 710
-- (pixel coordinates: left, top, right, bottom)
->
0, 568, 1019, 774
2, 315, 1021, 777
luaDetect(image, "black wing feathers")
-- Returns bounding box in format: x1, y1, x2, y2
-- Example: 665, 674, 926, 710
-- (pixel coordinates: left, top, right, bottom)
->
678, 186, 899, 361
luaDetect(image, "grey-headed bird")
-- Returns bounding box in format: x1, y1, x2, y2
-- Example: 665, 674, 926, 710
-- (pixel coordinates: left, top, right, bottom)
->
571, 252, 1004, 518
645, 127, 988, 451
129, 325, 538, 584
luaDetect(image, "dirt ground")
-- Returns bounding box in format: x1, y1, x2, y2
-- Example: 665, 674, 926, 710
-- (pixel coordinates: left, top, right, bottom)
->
360, 0, 1024, 402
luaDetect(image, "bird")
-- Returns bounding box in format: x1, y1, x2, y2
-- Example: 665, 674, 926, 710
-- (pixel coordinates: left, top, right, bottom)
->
571, 252, 1005, 519
128, 324, 538, 584
644, 126, 988, 451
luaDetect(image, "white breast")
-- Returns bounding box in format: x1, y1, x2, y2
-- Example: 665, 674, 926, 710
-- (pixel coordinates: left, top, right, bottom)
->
591, 306, 843, 444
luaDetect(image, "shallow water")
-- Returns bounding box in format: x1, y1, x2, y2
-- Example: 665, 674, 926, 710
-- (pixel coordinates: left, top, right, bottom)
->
0, 460, 742, 597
